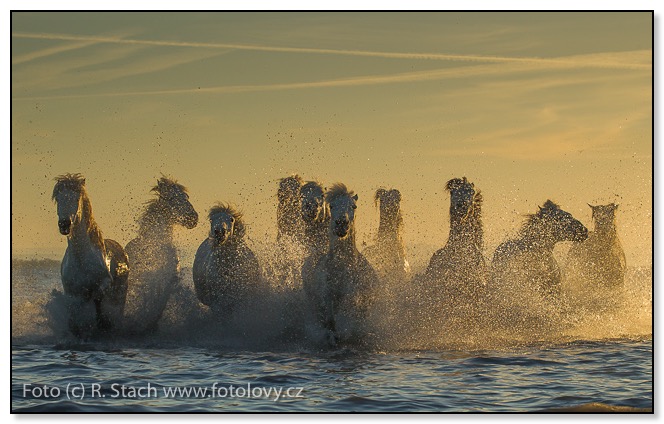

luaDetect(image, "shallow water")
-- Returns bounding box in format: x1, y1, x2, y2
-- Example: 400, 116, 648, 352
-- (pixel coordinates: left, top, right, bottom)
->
11, 339, 652, 412
11, 259, 653, 412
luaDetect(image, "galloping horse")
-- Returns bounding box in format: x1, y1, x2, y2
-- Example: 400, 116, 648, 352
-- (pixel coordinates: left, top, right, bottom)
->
567, 203, 626, 289
52, 173, 129, 334
124, 176, 198, 332
193, 204, 262, 316
299, 181, 329, 259
492, 200, 588, 299
302, 183, 379, 346
423, 177, 487, 300
272, 174, 306, 289
277, 174, 304, 243
363, 188, 410, 284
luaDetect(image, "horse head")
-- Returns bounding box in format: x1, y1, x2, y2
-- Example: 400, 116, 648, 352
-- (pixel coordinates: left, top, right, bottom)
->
537, 200, 588, 243
446, 177, 478, 221
300, 181, 327, 222
52, 173, 86, 235
208, 204, 245, 247
375, 188, 402, 217
277, 174, 303, 204
152, 176, 198, 229
326, 183, 358, 240
589, 203, 619, 229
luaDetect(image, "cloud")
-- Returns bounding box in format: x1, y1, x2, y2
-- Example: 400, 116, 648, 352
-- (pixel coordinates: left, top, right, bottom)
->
13, 43, 234, 93
12, 31, 651, 70
11, 50, 651, 101
12, 30, 140, 65
12, 40, 101, 65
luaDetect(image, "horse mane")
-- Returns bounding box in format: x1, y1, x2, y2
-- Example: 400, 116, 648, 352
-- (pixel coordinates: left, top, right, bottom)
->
445, 177, 472, 192
151, 175, 188, 197
301, 181, 329, 221
469, 190, 483, 248
326, 183, 355, 205
52, 173, 105, 251
209, 202, 246, 240
52, 173, 86, 200
137, 176, 189, 230
519, 200, 560, 234
301, 180, 324, 194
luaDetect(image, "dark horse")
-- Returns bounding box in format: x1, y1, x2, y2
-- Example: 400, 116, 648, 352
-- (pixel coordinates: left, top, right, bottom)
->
193, 203, 262, 317
492, 200, 588, 299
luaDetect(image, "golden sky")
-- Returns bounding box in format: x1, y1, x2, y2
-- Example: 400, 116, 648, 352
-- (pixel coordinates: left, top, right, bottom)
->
11, 12, 652, 267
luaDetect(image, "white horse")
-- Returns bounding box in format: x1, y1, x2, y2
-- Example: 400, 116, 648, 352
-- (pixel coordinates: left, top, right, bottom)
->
124, 176, 198, 333
277, 174, 304, 243
492, 200, 588, 299
193, 204, 262, 316
422, 178, 487, 301
52, 173, 129, 335
299, 181, 330, 259
302, 183, 379, 347
566, 203, 626, 289
270, 174, 306, 289
363, 188, 410, 284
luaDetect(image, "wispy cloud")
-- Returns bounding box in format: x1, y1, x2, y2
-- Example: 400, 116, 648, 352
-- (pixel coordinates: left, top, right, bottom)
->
12, 31, 651, 70
13, 43, 233, 94
12, 40, 101, 65
12, 49, 651, 101
12, 30, 139, 65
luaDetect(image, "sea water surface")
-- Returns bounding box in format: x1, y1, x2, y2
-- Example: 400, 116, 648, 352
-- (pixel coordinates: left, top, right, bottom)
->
11, 258, 652, 412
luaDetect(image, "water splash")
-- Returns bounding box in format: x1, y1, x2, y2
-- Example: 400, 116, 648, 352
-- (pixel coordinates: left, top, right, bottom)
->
11, 254, 651, 351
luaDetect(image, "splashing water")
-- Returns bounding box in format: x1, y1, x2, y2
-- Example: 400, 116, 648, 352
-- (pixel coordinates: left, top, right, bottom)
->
11, 246, 651, 351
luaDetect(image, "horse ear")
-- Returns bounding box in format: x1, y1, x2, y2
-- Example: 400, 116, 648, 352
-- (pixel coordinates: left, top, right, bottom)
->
234, 221, 245, 240
374, 189, 385, 206
353, 194, 358, 201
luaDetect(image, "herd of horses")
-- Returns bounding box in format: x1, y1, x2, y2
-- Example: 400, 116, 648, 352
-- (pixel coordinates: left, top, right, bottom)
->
51, 173, 626, 345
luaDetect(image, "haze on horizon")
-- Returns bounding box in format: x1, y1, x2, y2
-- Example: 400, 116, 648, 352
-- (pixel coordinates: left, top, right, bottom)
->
11, 12, 652, 268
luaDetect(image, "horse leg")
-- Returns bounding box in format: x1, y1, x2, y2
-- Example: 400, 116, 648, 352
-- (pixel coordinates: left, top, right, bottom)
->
319, 285, 339, 347
146, 271, 180, 333
94, 298, 113, 332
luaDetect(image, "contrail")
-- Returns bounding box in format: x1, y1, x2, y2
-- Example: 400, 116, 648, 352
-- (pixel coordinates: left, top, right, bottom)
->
11, 31, 651, 70
10, 59, 615, 101
12, 40, 100, 65
9, 62, 546, 100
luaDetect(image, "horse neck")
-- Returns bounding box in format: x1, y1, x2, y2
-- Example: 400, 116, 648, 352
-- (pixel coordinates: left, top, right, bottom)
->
377, 211, 405, 254
212, 237, 242, 257
378, 209, 400, 236
139, 199, 175, 242
329, 226, 358, 259
449, 209, 483, 249
520, 219, 557, 251
594, 219, 617, 239
70, 196, 106, 257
